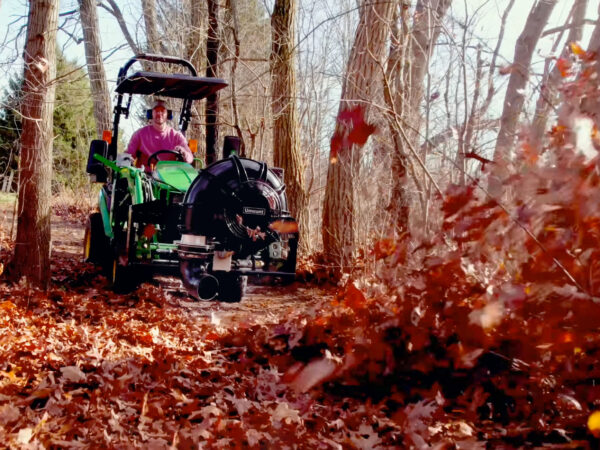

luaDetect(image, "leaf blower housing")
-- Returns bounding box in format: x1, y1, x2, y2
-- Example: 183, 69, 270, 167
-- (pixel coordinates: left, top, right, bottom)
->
179, 154, 297, 297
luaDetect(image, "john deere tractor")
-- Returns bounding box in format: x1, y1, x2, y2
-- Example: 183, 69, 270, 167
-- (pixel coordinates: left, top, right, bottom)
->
84, 54, 297, 301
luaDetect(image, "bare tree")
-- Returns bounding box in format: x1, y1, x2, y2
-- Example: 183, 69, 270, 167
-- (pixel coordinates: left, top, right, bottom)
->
185, 0, 206, 153
384, 0, 451, 232
531, 0, 587, 147
321, 0, 395, 273
205, 0, 220, 165
78, 0, 112, 137
99, 0, 141, 55
225, 0, 245, 154
11, 0, 59, 288
142, 0, 160, 54
491, 0, 557, 194
270, 0, 307, 249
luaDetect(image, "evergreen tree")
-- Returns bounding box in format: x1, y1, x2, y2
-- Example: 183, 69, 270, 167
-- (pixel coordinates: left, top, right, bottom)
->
0, 50, 96, 193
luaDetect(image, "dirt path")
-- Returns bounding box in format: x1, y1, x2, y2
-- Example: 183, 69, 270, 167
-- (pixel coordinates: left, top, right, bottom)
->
1, 199, 329, 321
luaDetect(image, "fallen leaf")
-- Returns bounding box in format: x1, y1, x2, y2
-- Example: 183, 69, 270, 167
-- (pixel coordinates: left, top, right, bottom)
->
60, 366, 86, 383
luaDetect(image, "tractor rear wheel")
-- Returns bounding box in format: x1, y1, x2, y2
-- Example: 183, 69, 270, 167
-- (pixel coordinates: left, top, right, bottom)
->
84, 213, 109, 265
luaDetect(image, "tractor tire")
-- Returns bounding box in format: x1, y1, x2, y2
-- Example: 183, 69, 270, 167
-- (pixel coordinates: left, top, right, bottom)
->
217, 273, 247, 303
84, 213, 109, 266
109, 256, 140, 294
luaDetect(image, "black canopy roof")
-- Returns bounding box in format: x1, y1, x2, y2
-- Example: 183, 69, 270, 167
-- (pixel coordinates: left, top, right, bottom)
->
115, 71, 228, 100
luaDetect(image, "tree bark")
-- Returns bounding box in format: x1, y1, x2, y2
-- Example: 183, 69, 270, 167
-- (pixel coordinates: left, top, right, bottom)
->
11, 0, 59, 288
580, 2, 600, 132
185, 0, 206, 159
141, 0, 159, 54
491, 0, 557, 194
78, 0, 112, 138
270, 0, 306, 252
205, 0, 220, 165
226, 0, 245, 155
531, 0, 587, 148
321, 0, 395, 273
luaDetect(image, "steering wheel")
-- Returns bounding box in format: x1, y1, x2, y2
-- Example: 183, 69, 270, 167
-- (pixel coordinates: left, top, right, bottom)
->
147, 149, 184, 168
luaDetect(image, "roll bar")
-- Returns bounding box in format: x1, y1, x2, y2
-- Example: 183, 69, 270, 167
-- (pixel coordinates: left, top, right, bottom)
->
117, 54, 197, 84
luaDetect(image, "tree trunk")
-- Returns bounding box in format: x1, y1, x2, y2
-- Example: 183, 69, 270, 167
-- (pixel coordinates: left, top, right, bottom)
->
581, 3, 600, 132
142, 0, 159, 54
385, 0, 451, 232
226, 0, 245, 155
270, 0, 307, 252
531, 0, 587, 148
205, 0, 220, 165
321, 0, 395, 273
11, 0, 59, 288
185, 0, 206, 159
491, 0, 557, 194
78, 0, 112, 138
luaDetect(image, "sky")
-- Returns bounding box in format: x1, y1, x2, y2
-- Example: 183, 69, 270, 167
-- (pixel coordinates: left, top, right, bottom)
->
0, 0, 598, 142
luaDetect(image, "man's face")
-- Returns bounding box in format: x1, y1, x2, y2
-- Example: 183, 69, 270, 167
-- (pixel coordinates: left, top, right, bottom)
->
152, 106, 167, 127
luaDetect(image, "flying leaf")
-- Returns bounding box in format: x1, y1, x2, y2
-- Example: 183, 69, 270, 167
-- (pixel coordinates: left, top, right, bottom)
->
373, 238, 396, 260
570, 41, 585, 56
589, 411, 600, 437
289, 357, 336, 393
269, 220, 299, 234
343, 282, 367, 310
498, 64, 514, 75
556, 58, 571, 77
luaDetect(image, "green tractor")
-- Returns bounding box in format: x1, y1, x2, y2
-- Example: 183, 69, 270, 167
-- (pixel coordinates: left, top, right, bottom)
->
84, 54, 298, 301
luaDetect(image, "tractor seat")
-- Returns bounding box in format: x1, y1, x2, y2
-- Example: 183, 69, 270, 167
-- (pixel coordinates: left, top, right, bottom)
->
152, 160, 198, 192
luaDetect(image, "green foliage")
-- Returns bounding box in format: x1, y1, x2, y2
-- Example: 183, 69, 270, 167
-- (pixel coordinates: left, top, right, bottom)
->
0, 76, 23, 188
0, 50, 96, 193
52, 53, 96, 193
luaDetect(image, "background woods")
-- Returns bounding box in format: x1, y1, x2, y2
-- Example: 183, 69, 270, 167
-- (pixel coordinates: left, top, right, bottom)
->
2, 0, 600, 446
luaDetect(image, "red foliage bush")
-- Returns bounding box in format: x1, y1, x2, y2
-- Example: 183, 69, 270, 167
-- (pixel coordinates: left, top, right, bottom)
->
281, 49, 600, 445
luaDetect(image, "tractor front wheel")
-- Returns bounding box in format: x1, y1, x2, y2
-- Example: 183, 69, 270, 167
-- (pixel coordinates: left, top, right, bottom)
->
84, 213, 109, 266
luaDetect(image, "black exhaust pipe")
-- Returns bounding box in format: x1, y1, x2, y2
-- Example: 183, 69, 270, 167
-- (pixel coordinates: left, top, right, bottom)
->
197, 274, 219, 300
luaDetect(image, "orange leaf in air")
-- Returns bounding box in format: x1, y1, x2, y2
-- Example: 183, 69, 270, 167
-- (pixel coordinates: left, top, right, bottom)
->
289, 357, 337, 393
556, 58, 571, 77
588, 411, 600, 437
269, 220, 299, 234
343, 282, 367, 310
0, 300, 15, 310
373, 238, 396, 260
570, 42, 585, 56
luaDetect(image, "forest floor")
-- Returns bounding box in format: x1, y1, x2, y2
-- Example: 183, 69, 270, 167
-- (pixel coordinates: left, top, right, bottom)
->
0, 196, 598, 448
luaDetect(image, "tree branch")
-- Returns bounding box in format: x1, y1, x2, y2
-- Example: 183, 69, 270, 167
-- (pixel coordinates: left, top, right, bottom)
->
541, 19, 598, 37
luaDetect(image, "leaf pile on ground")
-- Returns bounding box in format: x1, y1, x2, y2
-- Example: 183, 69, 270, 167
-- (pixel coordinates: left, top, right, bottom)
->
1, 255, 413, 448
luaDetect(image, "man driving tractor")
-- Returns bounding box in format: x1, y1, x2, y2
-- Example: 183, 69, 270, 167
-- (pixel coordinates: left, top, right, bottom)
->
126, 99, 193, 167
